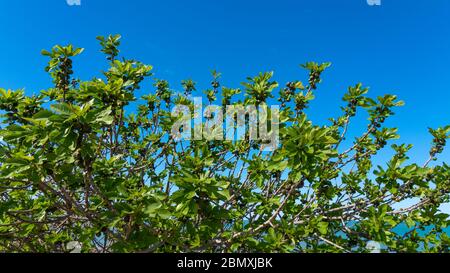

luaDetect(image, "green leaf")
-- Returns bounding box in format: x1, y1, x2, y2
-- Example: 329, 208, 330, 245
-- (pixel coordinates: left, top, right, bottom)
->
144, 202, 162, 215
317, 222, 329, 235
51, 103, 75, 116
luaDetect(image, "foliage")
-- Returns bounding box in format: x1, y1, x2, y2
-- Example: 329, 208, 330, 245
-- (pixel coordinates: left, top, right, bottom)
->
1, 35, 450, 253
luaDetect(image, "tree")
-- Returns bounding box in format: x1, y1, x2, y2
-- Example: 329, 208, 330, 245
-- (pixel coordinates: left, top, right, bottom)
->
1, 35, 449, 253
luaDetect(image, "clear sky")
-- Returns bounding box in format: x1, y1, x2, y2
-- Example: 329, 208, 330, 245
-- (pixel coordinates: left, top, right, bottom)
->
1, 0, 449, 166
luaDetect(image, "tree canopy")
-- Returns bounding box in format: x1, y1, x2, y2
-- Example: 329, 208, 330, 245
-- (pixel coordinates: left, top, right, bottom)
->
1, 35, 450, 253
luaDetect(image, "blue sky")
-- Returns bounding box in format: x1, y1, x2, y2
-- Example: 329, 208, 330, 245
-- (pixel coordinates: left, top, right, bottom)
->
0, 0, 449, 166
